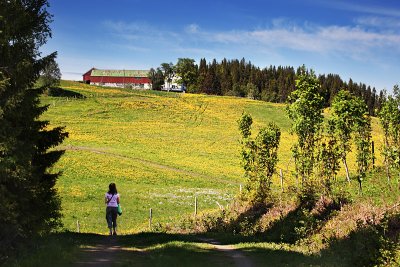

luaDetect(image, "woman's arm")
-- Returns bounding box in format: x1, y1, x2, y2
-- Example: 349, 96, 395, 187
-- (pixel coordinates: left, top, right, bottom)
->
117, 196, 120, 204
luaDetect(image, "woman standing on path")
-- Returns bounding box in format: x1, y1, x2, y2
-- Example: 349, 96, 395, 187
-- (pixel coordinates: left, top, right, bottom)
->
105, 183, 120, 235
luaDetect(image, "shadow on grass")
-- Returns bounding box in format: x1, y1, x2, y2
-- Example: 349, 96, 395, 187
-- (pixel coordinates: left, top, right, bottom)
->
261, 196, 343, 244
47, 87, 86, 99
5, 219, 398, 267
227, 202, 271, 234
318, 211, 400, 267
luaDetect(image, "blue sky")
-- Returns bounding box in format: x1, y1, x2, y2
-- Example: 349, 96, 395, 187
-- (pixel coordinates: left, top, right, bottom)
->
42, 0, 400, 92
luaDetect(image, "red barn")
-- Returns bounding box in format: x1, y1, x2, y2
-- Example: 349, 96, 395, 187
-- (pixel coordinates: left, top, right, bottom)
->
83, 68, 151, 89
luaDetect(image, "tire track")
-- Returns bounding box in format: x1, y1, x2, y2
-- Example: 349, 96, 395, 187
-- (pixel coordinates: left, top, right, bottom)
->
60, 145, 236, 185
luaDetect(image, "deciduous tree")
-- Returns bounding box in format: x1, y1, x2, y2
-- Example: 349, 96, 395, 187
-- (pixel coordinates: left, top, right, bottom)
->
160, 62, 175, 89
238, 113, 281, 202
148, 67, 164, 90
175, 58, 198, 90
316, 120, 341, 195
286, 66, 324, 185
39, 58, 61, 88
379, 85, 400, 184
330, 90, 360, 183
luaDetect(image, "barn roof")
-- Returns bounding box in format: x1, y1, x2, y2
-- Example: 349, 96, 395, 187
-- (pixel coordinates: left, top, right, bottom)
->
90, 69, 149, 77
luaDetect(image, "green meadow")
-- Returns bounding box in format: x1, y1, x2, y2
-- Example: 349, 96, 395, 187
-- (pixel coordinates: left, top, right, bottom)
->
41, 81, 386, 234
4, 81, 396, 267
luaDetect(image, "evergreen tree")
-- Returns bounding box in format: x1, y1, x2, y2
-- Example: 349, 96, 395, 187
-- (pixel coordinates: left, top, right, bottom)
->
0, 0, 68, 254
154, 57, 381, 113
197, 58, 207, 93
203, 59, 220, 95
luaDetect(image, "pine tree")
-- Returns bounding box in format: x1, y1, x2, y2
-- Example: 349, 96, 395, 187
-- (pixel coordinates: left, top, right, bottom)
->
0, 0, 68, 253
197, 58, 207, 93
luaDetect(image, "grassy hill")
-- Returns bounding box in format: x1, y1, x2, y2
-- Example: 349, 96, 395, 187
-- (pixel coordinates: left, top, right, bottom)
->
39, 81, 391, 234
41, 81, 296, 233
4, 81, 398, 266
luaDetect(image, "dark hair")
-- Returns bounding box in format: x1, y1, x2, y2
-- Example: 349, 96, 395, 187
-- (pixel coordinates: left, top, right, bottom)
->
108, 183, 117, 194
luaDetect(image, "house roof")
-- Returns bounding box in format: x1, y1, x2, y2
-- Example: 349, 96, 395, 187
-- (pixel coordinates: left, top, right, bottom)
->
90, 69, 149, 77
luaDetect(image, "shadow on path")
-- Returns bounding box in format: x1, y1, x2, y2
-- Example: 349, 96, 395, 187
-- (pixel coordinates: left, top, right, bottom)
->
69, 232, 253, 267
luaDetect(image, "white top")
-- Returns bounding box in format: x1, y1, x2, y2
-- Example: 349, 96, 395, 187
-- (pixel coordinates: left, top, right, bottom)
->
105, 192, 120, 207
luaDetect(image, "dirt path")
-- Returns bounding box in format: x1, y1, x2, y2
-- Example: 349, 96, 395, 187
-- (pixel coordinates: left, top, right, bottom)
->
72, 236, 121, 267
72, 236, 253, 267
61, 145, 235, 185
199, 238, 254, 267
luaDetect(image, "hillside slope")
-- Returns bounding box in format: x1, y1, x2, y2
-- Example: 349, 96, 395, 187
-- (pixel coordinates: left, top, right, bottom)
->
41, 81, 390, 234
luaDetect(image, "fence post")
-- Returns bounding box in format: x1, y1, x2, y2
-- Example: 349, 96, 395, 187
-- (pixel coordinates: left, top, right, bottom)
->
194, 197, 198, 216
372, 141, 375, 167
76, 220, 80, 233
149, 208, 152, 230
239, 184, 242, 194
280, 169, 284, 192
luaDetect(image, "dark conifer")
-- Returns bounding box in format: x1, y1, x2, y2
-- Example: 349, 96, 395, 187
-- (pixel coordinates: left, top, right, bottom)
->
0, 0, 68, 254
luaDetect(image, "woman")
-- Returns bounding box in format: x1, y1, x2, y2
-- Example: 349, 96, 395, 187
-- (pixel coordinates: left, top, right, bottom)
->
105, 183, 120, 235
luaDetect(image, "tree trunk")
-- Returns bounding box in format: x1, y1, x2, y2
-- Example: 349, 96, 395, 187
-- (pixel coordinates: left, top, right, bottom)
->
385, 158, 391, 184
343, 158, 350, 183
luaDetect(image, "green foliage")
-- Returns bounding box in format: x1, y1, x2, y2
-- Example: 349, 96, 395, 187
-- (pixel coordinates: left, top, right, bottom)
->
237, 112, 252, 139
167, 57, 381, 115
330, 89, 372, 185
148, 67, 164, 90
39, 58, 61, 88
0, 0, 67, 257
246, 82, 259, 100
325, 212, 400, 267
379, 85, 400, 183
316, 120, 341, 194
352, 98, 373, 192
175, 58, 198, 88
160, 62, 175, 88
286, 66, 324, 184
238, 113, 281, 202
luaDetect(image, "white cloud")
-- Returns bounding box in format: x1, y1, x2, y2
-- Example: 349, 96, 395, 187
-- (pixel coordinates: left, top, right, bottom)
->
355, 16, 400, 30
185, 24, 200, 34
195, 24, 400, 58
102, 19, 400, 65
316, 1, 400, 18
103, 20, 181, 44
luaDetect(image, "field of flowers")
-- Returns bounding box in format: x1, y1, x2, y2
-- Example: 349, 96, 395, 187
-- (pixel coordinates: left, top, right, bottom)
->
41, 81, 384, 234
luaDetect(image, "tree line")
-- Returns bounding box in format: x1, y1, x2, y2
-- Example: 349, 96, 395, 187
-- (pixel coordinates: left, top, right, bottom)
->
150, 58, 383, 115
238, 66, 399, 204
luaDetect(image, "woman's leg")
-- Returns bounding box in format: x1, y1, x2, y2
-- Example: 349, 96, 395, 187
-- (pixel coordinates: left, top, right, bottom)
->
111, 209, 118, 235
106, 207, 113, 235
